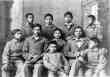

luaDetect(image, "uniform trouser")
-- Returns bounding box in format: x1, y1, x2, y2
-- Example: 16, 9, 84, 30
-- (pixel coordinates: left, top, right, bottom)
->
24, 63, 43, 77
1, 60, 24, 77
85, 68, 107, 77
48, 71, 67, 77
69, 59, 84, 77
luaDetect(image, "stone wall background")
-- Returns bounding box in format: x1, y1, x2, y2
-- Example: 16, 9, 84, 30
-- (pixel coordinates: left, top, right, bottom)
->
23, 0, 82, 28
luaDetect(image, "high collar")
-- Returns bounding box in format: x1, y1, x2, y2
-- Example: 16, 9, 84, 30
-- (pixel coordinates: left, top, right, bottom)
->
64, 23, 74, 30
32, 35, 41, 42
52, 38, 62, 41
45, 24, 54, 27
13, 38, 23, 42
64, 22, 73, 26
71, 36, 85, 41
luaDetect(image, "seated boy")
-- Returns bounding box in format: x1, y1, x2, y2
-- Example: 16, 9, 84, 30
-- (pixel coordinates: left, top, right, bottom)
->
43, 41, 69, 77
84, 38, 108, 77
23, 24, 48, 77
2, 29, 25, 77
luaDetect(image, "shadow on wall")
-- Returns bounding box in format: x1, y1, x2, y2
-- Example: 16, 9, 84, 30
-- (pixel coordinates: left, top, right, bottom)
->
0, 0, 13, 77
98, 0, 110, 75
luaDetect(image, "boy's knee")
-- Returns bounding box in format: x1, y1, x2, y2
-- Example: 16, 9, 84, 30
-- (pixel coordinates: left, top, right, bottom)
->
2, 64, 9, 72
85, 69, 93, 77
24, 63, 33, 70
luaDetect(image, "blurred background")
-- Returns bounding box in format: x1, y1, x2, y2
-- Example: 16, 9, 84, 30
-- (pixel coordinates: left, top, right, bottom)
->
0, 0, 110, 77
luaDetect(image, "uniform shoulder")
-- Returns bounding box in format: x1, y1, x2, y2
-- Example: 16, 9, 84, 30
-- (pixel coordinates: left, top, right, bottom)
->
66, 35, 75, 41
6, 40, 13, 45
4, 39, 16, 47
56, 52, 63, 56
41, 37, 48, 41
24, 36, 33, 42
26, 36, 32, 40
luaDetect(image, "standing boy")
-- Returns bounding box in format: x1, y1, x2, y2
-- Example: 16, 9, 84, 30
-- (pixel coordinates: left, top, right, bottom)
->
42, 13, 58, 40
2, 29, 25, 77
23, 24, 48, 77
23, 13, 35, 37
62, 11, 77, 40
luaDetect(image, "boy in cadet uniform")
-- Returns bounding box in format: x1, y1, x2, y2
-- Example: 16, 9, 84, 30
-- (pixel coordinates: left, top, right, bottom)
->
84, 15, 103, 41
42, 13, 58, 40
23, 24, 48, 77
43, 41, 69, 77
62, 11, 77, 40
2, 29, 25, 77
23, 13, 35, 37
65, 26, 88, 77
84, 38, 108, 77
51, 28, 66, 52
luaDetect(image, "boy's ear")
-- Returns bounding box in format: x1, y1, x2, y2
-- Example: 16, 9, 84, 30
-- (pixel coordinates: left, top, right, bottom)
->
46, 48, 49, 52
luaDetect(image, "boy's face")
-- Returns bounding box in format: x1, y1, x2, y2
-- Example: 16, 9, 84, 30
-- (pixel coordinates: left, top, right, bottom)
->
14, 31, 23, 40
89, 40, 98, 48
64, 15, 73, 23
27, 15, 34, 23
32, 27, 41, 36
53, 30, 61, 39
48, 44, 57, 53
74, 28, 82, 38
87, 17, 93, 24
45, 16, 53, 25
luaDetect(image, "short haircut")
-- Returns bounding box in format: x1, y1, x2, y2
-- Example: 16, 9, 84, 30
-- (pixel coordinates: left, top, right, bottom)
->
48, 40, 57, 46
88, 15, 96, 21
11, 29, 23, 35
73, 26, 86, 37
32, 23, 42, 30
25, 13, 34, 18
64, 11, 73, 19
44, 13, 53, 20
90, 37, 100, 44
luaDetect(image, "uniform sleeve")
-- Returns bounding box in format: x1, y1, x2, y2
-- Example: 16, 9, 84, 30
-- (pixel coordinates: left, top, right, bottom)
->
2, 42, 11, 64
42, 38, 48, 53
63, 42, 71, 57
97, 25, 103, 41
96, 48, 108, 71
22, 39, 29, 59
43, 54, 57, 71
61, 54, 70, 72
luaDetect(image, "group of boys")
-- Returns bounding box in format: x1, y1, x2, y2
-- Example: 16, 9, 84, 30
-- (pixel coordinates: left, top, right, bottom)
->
2, 11, 108, 77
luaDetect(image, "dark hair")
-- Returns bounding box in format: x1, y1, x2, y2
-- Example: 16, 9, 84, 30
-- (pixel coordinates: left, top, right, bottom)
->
73, 26, 86, 37
11, 29, 23, 35
25, 13, 34, 18
32, 23, 42, 30
90, 37, 100, 44
64, 11, 73, 19
48, 40, 57, 46
88, 15, 96, 22
53, 28, 64, 39
44, 13, 53, 20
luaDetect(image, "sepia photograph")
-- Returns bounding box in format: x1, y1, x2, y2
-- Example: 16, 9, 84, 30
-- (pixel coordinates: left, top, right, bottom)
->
0, 0, 110, 77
